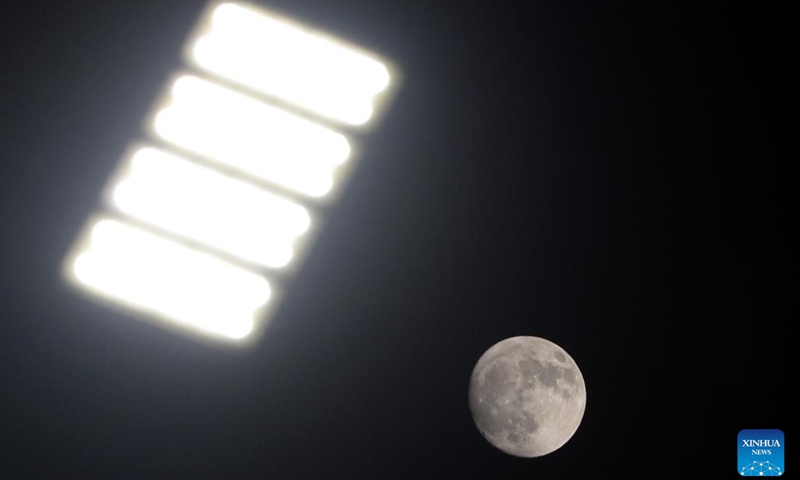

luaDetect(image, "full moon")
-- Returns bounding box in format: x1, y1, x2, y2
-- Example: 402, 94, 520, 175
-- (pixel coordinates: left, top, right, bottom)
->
469, 336, 586, 457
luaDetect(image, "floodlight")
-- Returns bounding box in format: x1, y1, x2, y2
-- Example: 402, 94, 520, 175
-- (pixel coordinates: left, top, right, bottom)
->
69, 218, 271, 340
109, 146, 311, 268
152, 74, 350, 198
62, 1, 399, 344
186, 2, 394, 126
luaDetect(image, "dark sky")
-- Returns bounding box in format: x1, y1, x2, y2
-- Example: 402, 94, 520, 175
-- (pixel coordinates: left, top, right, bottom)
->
0, 1, 786, 478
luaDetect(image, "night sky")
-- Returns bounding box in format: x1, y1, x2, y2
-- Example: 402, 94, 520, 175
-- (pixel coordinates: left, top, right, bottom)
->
0, 1, 786, 478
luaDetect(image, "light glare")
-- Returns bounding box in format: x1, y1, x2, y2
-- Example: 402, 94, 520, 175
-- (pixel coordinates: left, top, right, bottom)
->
111, 147, 310, 268
189, 2, 391, 125
154, 75, 350, 197
63, 1, 400, 345
72, 218, 271, 339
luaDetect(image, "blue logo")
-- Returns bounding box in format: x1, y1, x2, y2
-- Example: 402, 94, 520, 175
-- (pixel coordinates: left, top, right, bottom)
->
738, 429, 784, 476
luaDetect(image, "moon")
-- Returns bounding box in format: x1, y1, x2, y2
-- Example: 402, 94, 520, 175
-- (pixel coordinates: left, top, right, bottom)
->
468, 336, 586, 457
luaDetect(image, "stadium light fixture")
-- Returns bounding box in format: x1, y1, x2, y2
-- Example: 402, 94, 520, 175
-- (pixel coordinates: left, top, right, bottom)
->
62, 1, 399, 344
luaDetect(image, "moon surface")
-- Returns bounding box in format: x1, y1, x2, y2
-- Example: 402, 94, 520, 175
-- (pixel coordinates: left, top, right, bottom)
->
469, 336, 586, 458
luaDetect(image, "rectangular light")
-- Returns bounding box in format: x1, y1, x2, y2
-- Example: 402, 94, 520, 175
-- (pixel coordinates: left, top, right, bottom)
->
67, 217, 271, 340
152, 74, 351, 198
185, 2, 394, 126
108, 146, 311, 269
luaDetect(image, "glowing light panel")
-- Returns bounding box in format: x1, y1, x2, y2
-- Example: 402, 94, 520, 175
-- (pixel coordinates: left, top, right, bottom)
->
70, 218, 271, 339
112, 147, 310, 268
154, 75, 350, 197
63, 1, 400, 345
189, 2, 392, 125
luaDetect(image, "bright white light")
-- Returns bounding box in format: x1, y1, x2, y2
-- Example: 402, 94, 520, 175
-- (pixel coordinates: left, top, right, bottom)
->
112, 147, 310, 268
71, 218, 271, 339
189, 2, 391, 125
154, 75, 350, 197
